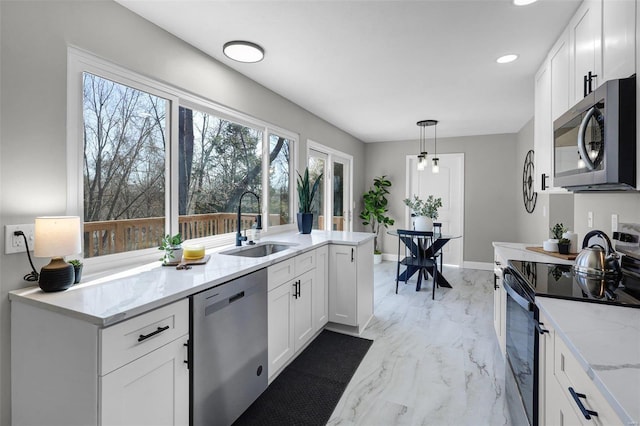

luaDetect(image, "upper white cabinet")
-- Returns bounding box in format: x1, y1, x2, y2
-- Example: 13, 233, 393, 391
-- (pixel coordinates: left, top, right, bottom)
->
534, 61, 553, 192
602, 0, 636, 82
569, 0, 602, 104
550, 29, 571, 122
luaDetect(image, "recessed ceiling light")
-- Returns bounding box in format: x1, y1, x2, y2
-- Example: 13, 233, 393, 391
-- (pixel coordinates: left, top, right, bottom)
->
223, 41, 264, 63
496, 54, 519, 64
513, 0, 538, 5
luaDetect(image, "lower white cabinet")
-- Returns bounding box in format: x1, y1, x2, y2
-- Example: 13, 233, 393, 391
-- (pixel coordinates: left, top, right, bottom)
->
328, 239, 373, 333
100, 336, 189, 426
493, 249, 507, 357
267, 247, 327, 379
539, 311, 623, 426
11, 298, 189, 426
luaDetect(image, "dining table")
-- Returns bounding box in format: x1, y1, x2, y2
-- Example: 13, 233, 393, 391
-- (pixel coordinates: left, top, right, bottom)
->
387, 229, 461, 290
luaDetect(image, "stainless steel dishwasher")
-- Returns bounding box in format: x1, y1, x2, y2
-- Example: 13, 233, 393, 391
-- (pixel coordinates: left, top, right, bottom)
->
190, 268, 268, 426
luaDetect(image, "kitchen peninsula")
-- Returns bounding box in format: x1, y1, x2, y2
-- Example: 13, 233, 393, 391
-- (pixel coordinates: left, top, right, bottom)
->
10, 230, 374, 426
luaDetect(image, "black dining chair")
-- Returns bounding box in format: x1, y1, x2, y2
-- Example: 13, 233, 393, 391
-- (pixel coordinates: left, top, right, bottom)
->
432, 222, 443, 270
395, 229, 439, 299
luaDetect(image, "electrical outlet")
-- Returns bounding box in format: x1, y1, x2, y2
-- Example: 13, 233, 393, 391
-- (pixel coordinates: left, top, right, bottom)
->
612, 214, 619, 232
5, 224, 35, 254
587, 211, 594, 228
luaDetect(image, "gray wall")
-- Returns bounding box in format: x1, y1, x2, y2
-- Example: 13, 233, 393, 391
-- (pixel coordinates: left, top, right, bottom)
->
0, 1, 366, 422
364, 133, 519, 264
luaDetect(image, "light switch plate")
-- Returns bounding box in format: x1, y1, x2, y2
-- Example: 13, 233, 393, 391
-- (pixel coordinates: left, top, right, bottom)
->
587, 211, 593, 228
612, 214, 619, 232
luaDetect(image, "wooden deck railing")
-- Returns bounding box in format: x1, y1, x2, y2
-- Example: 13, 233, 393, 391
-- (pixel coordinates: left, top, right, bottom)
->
83, 213, 278, 258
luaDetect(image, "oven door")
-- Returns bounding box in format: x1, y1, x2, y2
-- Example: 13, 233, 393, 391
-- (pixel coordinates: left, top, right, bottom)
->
503, 267, 539, 426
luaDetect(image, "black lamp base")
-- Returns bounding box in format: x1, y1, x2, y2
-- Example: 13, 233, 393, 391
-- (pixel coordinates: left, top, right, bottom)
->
39, 258, 75, 292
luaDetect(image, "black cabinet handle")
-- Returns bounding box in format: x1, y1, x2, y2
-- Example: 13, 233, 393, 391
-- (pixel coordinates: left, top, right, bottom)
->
293, 282, 298, 299
297, 280, 301, 298
138, 325, 170, 342
535, 321, 549, 335
494, 274, 499, 290
569, 387, 598, 420
541, 173, 549, 191
183, 340, 190, 368
351, 248, 354, 262
583, 74, 589, 98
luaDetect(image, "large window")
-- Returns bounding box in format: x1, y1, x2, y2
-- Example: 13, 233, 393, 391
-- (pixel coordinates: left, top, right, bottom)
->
76, 54, 296, 260
83, 72, 168, 257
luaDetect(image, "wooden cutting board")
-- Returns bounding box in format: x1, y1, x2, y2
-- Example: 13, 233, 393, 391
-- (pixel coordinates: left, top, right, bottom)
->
526, 246, 578, 261
162, 254, 210, 266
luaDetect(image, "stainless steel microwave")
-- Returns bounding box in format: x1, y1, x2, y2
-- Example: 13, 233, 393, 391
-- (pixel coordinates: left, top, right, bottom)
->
553, 75, 636, 191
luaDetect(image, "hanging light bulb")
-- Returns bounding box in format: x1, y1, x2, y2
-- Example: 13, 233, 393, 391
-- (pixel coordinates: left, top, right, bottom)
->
431, 121, 439, 173
417, 154, 426, 171
577, 151, 585, 169
432, 157, 440, 173
416, 119, 438, 172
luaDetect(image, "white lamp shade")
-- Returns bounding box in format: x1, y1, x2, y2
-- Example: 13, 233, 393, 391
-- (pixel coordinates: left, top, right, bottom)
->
34, 216, 82, 258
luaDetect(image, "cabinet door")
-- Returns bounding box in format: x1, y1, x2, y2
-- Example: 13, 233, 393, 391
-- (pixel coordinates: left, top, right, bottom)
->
100, 336, 189, 426
329, 245, 357, 326
602, 0, 636, 81
569, 0, 602, 104
534, 61, 552, 192
268, 281, 295, 378
294, 269, 315, 352
313, 245, 329, 331
550, 29, 571, 122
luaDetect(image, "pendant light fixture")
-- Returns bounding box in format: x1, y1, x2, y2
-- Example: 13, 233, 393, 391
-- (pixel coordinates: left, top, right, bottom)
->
431, 120, 440, 173
416, 119, 438, 172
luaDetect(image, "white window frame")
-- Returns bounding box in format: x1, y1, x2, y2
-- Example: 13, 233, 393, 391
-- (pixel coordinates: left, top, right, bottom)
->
67, 46, 298, 272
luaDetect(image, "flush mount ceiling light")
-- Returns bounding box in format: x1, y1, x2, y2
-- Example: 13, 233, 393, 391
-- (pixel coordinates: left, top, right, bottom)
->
513, 0, 538, 5
223, 41, 264, 63
496, 54, 519, 64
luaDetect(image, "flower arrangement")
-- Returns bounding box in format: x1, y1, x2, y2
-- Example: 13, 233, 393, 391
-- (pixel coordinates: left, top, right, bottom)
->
403, 195, 443, 219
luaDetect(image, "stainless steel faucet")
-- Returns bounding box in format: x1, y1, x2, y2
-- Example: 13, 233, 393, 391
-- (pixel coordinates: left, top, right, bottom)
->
236, 190, 263, 246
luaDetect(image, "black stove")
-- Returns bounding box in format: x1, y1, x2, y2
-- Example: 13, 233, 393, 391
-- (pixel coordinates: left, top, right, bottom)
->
508, 259, 640, 308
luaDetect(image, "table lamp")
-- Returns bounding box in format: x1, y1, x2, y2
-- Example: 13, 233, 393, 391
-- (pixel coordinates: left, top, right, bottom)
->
34, 216, 81, 292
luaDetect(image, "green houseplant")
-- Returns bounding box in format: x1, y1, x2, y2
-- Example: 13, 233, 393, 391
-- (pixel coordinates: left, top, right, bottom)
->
360, 176, 395, 256
296, 168, 323, 234
159, 233, 183, 263
550, 223, 567, 240
69, 259, 83, 284
403, 195, 442, 231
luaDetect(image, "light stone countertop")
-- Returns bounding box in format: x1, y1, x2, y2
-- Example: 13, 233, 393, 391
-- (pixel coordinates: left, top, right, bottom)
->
492, 241, 574, 265
9, 230, 374, 327
536, 297, 640, 425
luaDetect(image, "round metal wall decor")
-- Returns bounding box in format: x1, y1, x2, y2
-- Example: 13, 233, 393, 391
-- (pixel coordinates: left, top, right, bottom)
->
522, 150, 537, 213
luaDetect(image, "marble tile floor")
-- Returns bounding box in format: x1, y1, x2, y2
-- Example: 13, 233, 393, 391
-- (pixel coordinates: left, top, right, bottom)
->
328, 261, 512, 426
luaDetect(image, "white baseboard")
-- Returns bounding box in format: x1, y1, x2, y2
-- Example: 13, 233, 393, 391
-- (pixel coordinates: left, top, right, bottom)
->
381, 254, 493, 271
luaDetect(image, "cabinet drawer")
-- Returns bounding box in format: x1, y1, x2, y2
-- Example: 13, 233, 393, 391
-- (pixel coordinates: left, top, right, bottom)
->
100, 299, 188, 375
268, 258, 295, 291
295, 249, 316, 276
553, 334, 622, 425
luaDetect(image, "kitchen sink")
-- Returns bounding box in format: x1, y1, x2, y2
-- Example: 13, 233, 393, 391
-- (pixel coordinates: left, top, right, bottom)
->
220, 242, 296, 258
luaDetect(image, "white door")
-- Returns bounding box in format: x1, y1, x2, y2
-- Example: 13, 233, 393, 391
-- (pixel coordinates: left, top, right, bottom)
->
406, 153, 464, 267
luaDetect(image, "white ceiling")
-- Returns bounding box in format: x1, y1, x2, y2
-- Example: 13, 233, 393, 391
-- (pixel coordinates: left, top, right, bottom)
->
115, 0, 581, 142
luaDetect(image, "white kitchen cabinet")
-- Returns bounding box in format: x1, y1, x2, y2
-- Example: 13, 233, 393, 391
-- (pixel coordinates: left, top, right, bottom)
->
550, 29, 571, 122
539, 311, 624, 426
328, 239, 374, 334
534, 60, 553, 192
602, 0, 636, 82
492, 249, 507, 357
569, 0, 602, 104
267, 248, 320, 379
100, 336, 189, 426
11, 299, 189, 426
312, 244, 329, 332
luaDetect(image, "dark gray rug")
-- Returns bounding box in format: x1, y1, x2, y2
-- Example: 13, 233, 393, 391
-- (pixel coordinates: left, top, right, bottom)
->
233, 330, 373, 426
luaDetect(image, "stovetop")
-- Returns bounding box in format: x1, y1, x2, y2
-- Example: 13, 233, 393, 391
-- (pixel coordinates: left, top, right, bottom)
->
508, 259, 640, 308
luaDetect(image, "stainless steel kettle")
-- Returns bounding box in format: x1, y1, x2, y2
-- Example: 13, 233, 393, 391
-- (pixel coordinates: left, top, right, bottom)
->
572, 230, 621, 298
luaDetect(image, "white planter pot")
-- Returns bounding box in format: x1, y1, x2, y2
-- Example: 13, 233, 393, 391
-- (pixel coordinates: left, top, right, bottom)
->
413, 216, 433, 232
543, 239, 559, 252
373, 253, 382, 264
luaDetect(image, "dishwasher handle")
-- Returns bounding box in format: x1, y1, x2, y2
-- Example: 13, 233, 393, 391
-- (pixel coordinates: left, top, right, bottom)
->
229, 291, 245, 303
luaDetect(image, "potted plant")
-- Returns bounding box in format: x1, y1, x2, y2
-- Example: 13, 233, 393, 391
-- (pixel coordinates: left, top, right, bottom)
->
403, 195, 443, 231
359, 176, 395, 263
159, 233, 183, 264
544, 223, 567, 253
296, 168, 323, 234
69, 259, 83, 284
557, 238, 571, 255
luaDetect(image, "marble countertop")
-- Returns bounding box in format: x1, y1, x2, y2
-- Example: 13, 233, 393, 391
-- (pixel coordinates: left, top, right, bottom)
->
492, 241, 574, 265
536, 297, 640, 425
9, 230, 374, 327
